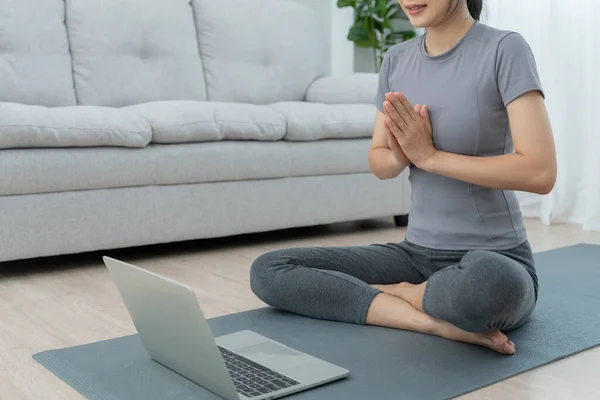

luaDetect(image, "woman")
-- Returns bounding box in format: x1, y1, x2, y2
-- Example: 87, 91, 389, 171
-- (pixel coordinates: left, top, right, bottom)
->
250, 0, 557, 355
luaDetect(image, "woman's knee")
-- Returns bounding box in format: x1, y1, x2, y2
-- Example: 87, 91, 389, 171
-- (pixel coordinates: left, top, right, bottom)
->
249, 250, 291, 303
457, 251, 536, 330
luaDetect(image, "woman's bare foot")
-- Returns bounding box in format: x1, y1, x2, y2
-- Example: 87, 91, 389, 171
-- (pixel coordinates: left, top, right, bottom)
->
367, 292, 516, 355
434, 320, 516, 355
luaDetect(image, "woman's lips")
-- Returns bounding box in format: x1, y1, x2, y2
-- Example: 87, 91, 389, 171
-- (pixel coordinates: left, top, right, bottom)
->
407, 5, 426, 15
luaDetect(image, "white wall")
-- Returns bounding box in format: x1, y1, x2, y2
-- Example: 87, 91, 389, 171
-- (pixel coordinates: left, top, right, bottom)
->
354, 19, 417, 73
297, 1, 418, 75
330, 2, 355, 75
295, 0, 354, 76
484, 0, 600, 229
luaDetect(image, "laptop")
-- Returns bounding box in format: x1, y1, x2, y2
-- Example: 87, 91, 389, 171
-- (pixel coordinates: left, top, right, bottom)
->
103, 257, 349, 400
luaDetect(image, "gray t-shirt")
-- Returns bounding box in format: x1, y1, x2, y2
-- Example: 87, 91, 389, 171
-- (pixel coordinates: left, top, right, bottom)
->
375, 22, 544, 250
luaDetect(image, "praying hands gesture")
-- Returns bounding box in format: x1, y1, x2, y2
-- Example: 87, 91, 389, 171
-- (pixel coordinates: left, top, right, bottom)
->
383, 92, 436, 170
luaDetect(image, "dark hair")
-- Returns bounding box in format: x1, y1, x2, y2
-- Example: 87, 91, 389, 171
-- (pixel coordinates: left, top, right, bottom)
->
466, 0, 483, 20
447, 0, 483, 21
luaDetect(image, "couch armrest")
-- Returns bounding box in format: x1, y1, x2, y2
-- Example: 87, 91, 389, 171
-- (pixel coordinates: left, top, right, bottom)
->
305, 73, 378, 104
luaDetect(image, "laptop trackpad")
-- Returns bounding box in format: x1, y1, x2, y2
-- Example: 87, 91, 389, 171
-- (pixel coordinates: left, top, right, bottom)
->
240, 341, 304, 357
238, 340, 312, 370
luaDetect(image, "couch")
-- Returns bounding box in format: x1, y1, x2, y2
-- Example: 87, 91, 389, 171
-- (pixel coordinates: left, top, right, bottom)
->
0, 0, 410, 263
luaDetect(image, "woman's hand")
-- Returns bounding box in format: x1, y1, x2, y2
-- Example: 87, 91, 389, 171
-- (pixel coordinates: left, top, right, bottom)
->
386, 115, 410, 168
368, 110, 410, 180
384, 92, 436, 169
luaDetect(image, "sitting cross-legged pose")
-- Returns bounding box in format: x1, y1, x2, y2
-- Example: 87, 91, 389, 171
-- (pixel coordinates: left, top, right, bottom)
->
250, 0, 557, 355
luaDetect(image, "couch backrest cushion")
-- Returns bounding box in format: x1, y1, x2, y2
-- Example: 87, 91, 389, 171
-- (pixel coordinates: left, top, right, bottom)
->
66, 0, 207, 107
192, 0, 324, 104
0, 0, 76, 106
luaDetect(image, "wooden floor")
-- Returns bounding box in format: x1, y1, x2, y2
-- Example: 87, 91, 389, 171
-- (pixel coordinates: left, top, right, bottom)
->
1, 218, 599, 400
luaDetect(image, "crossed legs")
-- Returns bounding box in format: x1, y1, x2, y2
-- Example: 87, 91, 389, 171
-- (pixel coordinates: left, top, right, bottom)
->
250, 242, 537, 355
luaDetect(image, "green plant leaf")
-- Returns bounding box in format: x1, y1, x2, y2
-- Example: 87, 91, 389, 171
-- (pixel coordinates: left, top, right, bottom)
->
359, 0, 372, 13
336, 0, 355, 8
372, 14, 384, 23
347, 23, 370, 43
356, 3, 370, 18
355, 39, 376, 48
376, 0, 387, 15
397, 30, 417, 41
372, 18, 385, 32
386, 5, 398, 19
344, 0, 415, 69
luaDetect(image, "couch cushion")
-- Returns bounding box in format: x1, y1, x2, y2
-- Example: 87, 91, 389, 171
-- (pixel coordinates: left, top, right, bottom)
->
306, 74, 379, 105
192, 0, 324, 104
270, 102, 376, 141
126, 101, 286, 143
1, 140, 371, 196
0, 0, 76, 106
66, 0, 206, 107
0, 102, 152, 149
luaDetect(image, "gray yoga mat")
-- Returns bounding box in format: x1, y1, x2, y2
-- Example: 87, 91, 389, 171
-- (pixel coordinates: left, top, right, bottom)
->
34, 244, 600, 400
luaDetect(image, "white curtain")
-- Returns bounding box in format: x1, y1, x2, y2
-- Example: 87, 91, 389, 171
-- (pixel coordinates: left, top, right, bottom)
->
483, 0, 600, 230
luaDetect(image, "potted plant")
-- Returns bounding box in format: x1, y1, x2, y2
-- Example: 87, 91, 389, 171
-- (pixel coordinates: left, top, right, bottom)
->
337, 0, 415, 72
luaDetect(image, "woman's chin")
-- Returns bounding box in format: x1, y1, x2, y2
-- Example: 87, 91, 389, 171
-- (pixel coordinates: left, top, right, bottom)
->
410, 21, 428, 29
406, 15, 430, 29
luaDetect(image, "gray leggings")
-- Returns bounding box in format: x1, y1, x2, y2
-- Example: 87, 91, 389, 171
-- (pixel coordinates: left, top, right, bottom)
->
250, 240, 538, 333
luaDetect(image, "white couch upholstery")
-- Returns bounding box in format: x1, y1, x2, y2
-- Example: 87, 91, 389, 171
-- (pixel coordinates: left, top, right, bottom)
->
0, 0, 410, 262
126, 101, 287, 143
0, 0, 76, 106
66, 0, 208, 106
306, 74, 380, 105
192, 0, 323, 104
269, 102, 376, 141
0, 103, 152, 148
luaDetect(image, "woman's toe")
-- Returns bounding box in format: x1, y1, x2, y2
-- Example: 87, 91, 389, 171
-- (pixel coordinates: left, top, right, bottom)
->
487, 330, 515, 354
502, 342, 516, 354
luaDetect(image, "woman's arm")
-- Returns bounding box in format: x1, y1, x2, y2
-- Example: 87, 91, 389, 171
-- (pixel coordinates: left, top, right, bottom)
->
422, 91, 557, 194
368, 108, 411, 179
385, 91, 557, 195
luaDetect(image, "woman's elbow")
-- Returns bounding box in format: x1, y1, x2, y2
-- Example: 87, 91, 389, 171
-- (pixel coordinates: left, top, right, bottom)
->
531, 166, 557, 195
368, 151, 388, 180
369, 166, 389, 180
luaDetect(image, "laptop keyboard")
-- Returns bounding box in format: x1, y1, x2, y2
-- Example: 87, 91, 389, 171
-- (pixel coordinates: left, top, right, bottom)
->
218, 346, 300, 398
